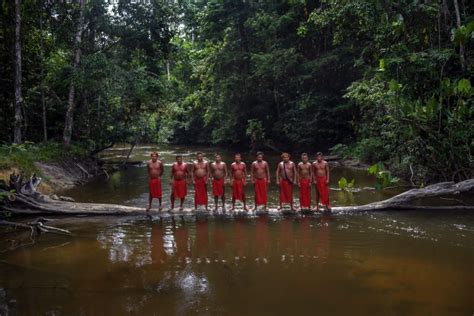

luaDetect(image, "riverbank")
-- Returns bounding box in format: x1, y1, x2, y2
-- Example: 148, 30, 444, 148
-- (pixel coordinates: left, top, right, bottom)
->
0, 142, 104, 194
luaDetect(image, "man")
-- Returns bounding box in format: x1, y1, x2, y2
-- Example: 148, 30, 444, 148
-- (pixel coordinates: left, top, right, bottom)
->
210, 153, 228, 211
192, 152, 210, 210
147, 152, 164, 211
276, 153, 296, 211
313, 152, 331, 212
230, 153, 248, 211
297, 153, 312, 210
251, 152, 270, 211
170, 155, 188, 211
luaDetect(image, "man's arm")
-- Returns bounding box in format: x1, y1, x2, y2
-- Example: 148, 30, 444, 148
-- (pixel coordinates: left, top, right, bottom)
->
204, 162, 209, 183
169, 164, 174, 184
292, 162, 297, 184
266, 162, 271, 183
243, 163, 247, 185
276, 163, 281, 185
159, 161, 164, 177
312, 163, 316, 184
325, 162, 330, 184
250, 162, 255, 183
224, 163, 228, 182
294, 164, 300, 185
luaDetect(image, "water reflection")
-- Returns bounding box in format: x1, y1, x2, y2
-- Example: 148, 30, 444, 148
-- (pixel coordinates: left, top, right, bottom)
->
1, 213, 473, 315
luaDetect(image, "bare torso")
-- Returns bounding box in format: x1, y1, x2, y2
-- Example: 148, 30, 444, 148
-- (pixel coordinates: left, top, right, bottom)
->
172, 162, 188, 180
298, 162, 311, 180
211, 162, 226, 179
313, 160, 328, 177
252, 161, 268, 180
193, 160, 209, 179
148, 160, 163, 179
231, 162, 246, 180
278, 161, 296, 181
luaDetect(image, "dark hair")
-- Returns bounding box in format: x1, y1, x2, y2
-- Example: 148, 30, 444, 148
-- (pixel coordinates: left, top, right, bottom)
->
316, 152, 323, 156
235, 153, 241, 156
256, 151, 263, 156
215, 153, 221, 157
301, 153, 308, 157
196, 152, 203, 155
176, 155, 182, 159
151, 152, 158, 157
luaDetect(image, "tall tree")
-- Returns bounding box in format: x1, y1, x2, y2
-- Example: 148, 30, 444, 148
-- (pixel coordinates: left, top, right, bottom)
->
63, 0, 85, 145
13, 0, 22, 144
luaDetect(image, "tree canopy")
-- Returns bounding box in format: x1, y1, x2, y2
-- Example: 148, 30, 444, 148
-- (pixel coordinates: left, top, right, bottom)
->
0, 0, 472, 182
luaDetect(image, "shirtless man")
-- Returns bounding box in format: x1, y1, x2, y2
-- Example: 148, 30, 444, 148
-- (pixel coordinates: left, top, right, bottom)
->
210, 154, 228, 211
251, 152, 270, 211
297, 153, 313, 210
230, 153, 248, 211
147, 152, 164, 211
276, 153, 296, 211
170, 155, 188, 211
312, 152, 331, 212
192, 152, 210, 210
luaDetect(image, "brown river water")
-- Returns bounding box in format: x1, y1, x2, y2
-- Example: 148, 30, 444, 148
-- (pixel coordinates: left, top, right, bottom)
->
0, 145, 473, 315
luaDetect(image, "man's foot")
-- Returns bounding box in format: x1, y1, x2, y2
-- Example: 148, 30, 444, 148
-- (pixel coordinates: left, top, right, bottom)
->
146, 206, 151, 212
159, 206, 163, 212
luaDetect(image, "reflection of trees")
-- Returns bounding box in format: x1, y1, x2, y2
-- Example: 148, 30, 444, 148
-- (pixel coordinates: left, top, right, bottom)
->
315, 215, 331, 259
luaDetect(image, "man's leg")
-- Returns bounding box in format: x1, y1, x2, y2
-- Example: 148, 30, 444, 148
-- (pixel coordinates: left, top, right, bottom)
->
171, 193, 175, 210
158, 198, 162, 210
180, 198, 184, 210
221, 196, 225, 212
147, 194, 152, 211
231, 198, 235, 210
214, 196, 219, 211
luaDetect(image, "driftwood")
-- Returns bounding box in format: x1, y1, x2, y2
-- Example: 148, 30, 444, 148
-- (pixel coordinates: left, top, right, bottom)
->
0, 217, 71, 240
0, 173, 473, 217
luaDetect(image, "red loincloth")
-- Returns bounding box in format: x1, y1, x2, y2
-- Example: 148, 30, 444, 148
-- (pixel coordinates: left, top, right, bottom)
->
149, 178, 162, 198
212, 178, 225, 197
194, 177, 208, 205
299, 178, 311, 208
232, 179, 245, 201
316, 176, 330, 206
279, 179, 293, 203
173, 179, 187, 199
254, 178, 268, 205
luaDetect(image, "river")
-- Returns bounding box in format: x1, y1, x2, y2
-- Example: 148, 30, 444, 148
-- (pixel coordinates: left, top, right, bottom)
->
0, 145, 472, 315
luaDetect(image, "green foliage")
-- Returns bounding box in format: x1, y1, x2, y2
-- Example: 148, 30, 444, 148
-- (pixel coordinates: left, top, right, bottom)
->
0, 142, 88, 175
338, 177, 355, 192
368, 162, 400, 191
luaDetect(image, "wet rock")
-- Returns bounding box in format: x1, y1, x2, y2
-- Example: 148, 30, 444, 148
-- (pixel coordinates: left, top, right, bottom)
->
59, 196, 75, 202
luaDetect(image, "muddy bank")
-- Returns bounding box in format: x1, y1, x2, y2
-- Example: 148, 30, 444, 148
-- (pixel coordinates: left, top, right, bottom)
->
0, 158, 106, 195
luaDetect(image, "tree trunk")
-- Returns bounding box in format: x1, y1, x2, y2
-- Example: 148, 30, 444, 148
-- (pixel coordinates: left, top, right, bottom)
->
40, 9, 47, 142
13, 0, 23, 145
63, 0, 86, 145
452, 0, 466, 71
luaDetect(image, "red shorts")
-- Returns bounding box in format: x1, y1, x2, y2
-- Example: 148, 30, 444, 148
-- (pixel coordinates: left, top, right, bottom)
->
279, 179, 293, 203
212, 178, 225, 197
254, 178, 268, 205
316, 176, 330, 206
299, 178, 311, 208
173, 179, 187, 199
232, 179, 245, 201
194, 177, 208, 205
149, 178, 162, 198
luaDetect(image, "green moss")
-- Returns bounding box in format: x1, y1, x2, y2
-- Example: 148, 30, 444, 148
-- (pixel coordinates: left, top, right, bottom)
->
0, 142, 89, 176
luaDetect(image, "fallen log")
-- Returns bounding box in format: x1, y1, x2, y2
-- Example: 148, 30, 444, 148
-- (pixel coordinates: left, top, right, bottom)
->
0, 172, 472, 216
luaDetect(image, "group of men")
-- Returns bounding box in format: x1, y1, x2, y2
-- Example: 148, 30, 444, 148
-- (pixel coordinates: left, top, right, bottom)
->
146, 151, 331, 213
